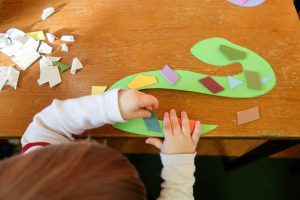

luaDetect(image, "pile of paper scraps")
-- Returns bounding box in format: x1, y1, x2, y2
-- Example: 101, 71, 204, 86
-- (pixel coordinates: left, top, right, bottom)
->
0, 7, 84, 91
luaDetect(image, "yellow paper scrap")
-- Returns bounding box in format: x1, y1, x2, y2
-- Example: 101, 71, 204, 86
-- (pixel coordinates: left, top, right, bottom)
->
128, 75, 157, 89
26, 31, 46, 40
91, 86, 107, 95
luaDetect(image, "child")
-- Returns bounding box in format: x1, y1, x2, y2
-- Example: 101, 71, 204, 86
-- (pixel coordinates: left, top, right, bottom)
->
0, 88, 201, 200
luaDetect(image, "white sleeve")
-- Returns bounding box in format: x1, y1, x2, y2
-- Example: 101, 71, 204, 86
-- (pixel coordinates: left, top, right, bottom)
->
21, 88, 125, 150
157, 153, 196, 200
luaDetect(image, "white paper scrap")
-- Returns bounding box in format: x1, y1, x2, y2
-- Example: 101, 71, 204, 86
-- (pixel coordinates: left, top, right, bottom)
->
47, 66, 61, 87
60, 43, 68, 52
38, 42, 53, 54
0, 42, 23, 57
0, 76, 7, 90
70, 57, 83, 75
46, 33, 55, 43
37, 57, 52, 85
11, 34, 27, 46
0, 66, 20, 90
41, 55, 53, 66
46, 56, 61, 62
22, 37, 40, 51
41, 7, 55, 20
0, 33, 8, 37
12, 50, 41, 70
0, 37, 9, 49
61, 35, 75, 42
6, 67, 20, 90
6, 28, 25, 39
0, 68, 8, 90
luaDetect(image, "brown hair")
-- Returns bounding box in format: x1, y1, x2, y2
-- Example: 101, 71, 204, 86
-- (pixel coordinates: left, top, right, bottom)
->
0, 142, 146, 200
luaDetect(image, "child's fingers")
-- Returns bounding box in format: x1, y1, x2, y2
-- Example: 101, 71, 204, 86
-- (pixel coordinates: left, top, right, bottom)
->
192, 121, 201, 142
145, 105, 153, 110
138, 93, 159, 109
163, 112, 173, 137
145, 138, 163, 150
181, 111, 190, 136
133, 109, 152, 119
170, 109, 182, 135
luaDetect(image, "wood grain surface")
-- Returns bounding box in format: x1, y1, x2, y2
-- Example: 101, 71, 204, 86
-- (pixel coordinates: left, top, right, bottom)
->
0, 0, 299, 139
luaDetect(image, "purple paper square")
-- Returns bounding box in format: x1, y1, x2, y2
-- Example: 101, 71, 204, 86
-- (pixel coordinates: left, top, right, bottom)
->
161, 65, 179, 85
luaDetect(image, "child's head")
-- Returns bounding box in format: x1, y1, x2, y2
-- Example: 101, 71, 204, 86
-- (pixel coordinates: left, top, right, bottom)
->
0, 143, 146, 200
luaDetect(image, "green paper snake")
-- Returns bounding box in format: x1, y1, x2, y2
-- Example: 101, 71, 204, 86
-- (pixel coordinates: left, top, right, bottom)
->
108, 38, 276, 137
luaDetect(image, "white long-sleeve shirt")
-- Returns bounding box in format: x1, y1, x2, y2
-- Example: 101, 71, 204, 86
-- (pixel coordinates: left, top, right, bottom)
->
21, 88, 196, 200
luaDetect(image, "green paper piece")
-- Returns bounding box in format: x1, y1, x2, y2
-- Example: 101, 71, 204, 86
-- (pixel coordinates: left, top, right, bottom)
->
219, 44, 247, 60
109, 37, 276, 137
113, 118, 217, 137
53, 61, 70, 72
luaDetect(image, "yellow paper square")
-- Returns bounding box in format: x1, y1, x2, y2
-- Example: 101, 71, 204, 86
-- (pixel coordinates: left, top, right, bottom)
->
91, 86, 107, 95
26, 31, 46, 40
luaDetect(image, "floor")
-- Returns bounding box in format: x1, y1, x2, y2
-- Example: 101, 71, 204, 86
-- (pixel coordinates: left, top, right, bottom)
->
126, 154, 300, 200
107, 139, 300, 158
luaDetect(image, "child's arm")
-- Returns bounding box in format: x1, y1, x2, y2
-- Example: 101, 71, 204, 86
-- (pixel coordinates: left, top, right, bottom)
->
21, 88, 158, 153
146, 109, 201, 200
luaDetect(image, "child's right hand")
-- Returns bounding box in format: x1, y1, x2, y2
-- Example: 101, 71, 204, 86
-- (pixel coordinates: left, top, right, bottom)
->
145, 109, 201, 154
118, 89, 159, 120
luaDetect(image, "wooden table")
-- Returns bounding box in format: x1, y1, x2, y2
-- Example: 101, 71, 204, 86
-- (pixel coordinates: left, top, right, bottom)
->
0, 0, 299, 142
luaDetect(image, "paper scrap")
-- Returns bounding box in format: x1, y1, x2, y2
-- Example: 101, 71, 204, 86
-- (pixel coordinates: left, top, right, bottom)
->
178, 118, 196, 132
199, 76, 224, 93
237, 106, 260, 125
0, 68, 8, 90
53, 61, 70, 72
12, 50, 41, 70
261, 77, 272, 84
41, 7, 55, 20
0, 37, 9, 48
46, 56, 61, 62
0, 42, 23, 56
46, 33, 55, 43
237, 0, 248, 4
244, 70, 262, 90
61, 35, 75, 42
37, 58, 51, 85
11, 35, 27, 46
26, 31, 46, 40
0, 76, 7, 90
37, 78, 46, 86
160, 65, 179, 85
41, 55, 53, 66
60, 43, 68, 52
219, 44, 247, 60
47, 66, 61, 87
143, 111, 161, 132
70, 57, 83, 75
6, 28, 25, 38
38, 42, 53, 54
91, 86, 107, 95
128, 75, 157, 89
22, 37, 40, 51
6, 67, 20, 89
228, 75, 243, 89
0, 66, 20, 90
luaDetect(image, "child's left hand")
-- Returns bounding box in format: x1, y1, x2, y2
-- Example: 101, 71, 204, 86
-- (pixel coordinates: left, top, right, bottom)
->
118, 89, 159, 120
145, 109, 201, 154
